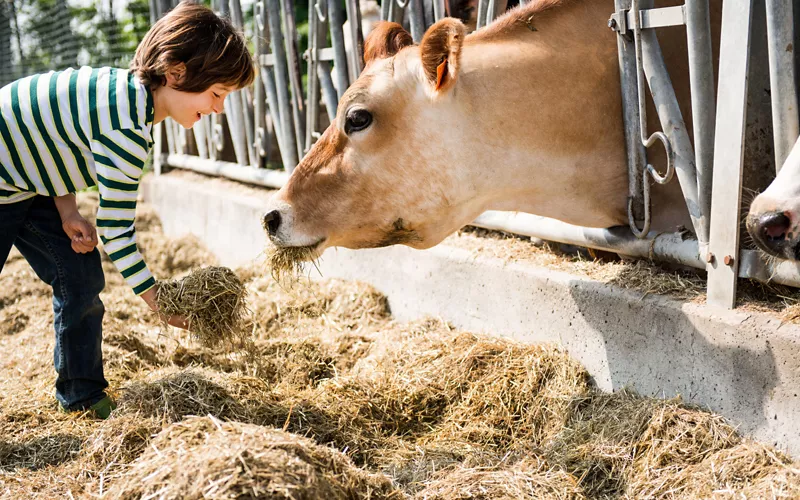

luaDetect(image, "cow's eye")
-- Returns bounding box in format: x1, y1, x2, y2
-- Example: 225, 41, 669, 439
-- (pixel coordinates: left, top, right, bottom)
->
345, 108, 372, 134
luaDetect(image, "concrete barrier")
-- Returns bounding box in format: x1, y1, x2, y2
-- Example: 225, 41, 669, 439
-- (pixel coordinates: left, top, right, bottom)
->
142, 172, 800, 456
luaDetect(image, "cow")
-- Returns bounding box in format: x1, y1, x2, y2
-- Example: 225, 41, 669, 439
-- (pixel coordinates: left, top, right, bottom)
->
747, 137, 800, 261
263, 0, 714, 262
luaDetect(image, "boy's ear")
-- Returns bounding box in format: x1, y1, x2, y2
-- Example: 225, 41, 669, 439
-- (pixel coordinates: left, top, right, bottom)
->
419, 18, 465, 93
164, 62, 187, 87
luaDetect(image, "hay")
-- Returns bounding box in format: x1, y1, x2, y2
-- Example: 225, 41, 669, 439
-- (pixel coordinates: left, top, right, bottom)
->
106, 416, 403, 500
118, 367, 251, 423
266, 244, 319, 283
415, 457, 585, 499
156, 266, 249, 348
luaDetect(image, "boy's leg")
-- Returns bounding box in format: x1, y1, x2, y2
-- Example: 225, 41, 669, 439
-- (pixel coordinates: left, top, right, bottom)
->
0, 198, 36, 272
12, 196, 109, 410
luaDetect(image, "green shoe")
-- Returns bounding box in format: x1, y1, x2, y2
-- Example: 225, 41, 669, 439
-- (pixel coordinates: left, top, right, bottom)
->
89, 396, 117, 419
60, 396, 117, 419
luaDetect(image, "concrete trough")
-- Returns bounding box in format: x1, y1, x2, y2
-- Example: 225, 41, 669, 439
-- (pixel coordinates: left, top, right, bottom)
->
142, 172, 800, 456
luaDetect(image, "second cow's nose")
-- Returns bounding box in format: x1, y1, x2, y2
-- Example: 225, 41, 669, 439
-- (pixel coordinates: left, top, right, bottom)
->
759, 212, 791, 247
263, 210, 282, 237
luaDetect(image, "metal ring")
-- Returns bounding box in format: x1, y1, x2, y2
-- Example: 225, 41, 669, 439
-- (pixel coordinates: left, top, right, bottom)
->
396, 0, 409, 8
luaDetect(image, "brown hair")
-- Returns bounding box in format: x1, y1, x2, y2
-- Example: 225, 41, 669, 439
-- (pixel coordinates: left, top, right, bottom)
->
130, 1, 255, 92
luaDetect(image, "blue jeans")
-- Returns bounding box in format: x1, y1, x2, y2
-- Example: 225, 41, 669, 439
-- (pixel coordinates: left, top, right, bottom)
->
0, 195, 108, 410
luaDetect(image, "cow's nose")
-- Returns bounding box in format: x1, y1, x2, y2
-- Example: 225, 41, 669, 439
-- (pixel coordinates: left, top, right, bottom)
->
756, 212, 791, 251
262, 210, 282, 237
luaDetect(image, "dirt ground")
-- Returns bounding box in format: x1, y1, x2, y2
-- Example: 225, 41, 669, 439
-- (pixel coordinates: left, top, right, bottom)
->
0, 193, 798, 499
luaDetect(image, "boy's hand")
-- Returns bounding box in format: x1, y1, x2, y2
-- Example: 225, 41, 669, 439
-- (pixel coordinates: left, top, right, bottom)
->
62, 213, 99, 254
141, 287, 190, 330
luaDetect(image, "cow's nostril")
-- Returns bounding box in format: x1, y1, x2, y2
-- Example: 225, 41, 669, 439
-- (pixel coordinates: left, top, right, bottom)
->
760, 212, 791, 243
263, 210, 282, 237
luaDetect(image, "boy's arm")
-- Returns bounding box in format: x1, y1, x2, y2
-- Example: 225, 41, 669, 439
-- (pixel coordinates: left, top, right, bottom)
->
53, 194, 98, 254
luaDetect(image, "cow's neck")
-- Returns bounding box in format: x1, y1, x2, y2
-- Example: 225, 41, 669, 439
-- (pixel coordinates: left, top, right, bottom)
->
445, 0, 629, 228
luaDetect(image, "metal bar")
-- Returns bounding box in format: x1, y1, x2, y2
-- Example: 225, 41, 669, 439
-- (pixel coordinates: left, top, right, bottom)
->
153, 124, 164, 174
193, 118, 209, 159
344, 0, 364, 80
408, 0, 426, 42
433, 0, 445, 21
318, 61, 339, 121
282, 0, 307, 161
265, 0, 299, 170
327, 0, 350, 98
262, 67, 294, 168
684, 0, 715, 246
381, 0, 391, 20
224, 91, 249, 165
305, 0, 325, 152
476, 0, 489, 29
707, 0, 754, 308
164, 154, 289, 189
765, 0, 800, 171
254, 0, 267, 164
612, 0, 647, 239
486, 0, 497, 26
639, 4, 707, 242
389, 0, 405, 24
625, 5, 685, 29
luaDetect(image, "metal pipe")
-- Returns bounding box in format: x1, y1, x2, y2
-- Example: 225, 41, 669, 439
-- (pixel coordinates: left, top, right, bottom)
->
265, 0, 299, 170
224, 91, 249, 165
344, 0, 364, 80
193, 118, 209, 159
408, 0, 426, 42
241, 88, 258, 167
433, 0, 445, 21
765, 0, 800, 171
684, 0, 716, 245
476, 0, 489, 29
327, 0, 350, 98
612, 0, 647, 239
254, 1, 267, 164
262, 67, 294, 169
486, 0, 496, 26
305, 0, 324, 152
282, 0, 308, 161
164, 154, 289, 189
639, 10, 707, 242
318, 61, 339, 122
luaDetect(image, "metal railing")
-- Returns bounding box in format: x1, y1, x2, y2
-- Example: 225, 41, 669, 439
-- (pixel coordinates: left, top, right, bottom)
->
155, 0, 800, 308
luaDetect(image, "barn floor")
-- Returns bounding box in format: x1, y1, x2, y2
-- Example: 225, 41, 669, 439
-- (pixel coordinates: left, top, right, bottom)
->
0, 194, 798, 498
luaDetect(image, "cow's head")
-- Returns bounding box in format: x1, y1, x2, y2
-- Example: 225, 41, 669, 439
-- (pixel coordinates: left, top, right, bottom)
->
264, 19, 476, 260
747, 140, 800, 261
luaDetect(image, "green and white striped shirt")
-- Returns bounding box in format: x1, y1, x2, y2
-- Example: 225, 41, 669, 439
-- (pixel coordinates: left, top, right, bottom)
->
0, 67, 156, 296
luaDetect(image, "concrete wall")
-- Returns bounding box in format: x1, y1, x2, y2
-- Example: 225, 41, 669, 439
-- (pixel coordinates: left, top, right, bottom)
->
142, 173, 800, 456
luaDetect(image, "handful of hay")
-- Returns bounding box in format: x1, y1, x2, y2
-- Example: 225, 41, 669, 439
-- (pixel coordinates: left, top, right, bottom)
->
266, 244, 318, 283
155, 266, 248, 348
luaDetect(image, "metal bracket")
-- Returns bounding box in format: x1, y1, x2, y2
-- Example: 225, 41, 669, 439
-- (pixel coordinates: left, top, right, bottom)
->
609, 5, 685, 35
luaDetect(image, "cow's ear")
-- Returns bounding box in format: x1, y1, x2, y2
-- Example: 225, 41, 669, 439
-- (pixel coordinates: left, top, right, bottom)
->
364, 22, 414, 66
419, 18, 465, 93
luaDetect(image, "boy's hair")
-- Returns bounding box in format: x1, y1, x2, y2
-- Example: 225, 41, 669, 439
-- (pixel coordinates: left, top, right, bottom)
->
131, 1, 255, 92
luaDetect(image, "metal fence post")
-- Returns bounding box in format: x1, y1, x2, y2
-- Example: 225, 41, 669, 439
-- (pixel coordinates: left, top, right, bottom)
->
707, 0, 755, 308
265, 0, 299, 171
685, 0, 716, 246
766, 0, 800, 171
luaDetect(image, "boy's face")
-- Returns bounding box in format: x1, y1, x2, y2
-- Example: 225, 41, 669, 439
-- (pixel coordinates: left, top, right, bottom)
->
162, 69, 234, 128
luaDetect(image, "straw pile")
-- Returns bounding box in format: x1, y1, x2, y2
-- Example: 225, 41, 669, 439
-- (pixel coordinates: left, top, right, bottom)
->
156, 266, 249, 348
107, 416, 402, 500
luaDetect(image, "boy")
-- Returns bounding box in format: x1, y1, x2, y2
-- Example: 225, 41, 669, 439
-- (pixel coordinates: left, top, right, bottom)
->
0, 1, 255, 418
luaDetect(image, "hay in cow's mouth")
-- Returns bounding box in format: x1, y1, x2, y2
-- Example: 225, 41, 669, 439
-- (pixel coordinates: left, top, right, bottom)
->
155, 266, 249, 348
266, 243, 321, 283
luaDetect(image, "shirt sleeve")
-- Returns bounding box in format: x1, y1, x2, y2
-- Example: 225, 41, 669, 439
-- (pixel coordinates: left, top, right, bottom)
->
90, 127, 155, 296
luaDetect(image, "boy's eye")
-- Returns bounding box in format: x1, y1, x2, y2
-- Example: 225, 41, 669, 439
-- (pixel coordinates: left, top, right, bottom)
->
212, 92, 220, 98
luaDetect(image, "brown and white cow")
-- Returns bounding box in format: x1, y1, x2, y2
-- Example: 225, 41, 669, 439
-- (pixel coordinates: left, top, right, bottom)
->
263, 0, 712, 260
747, 138, 800, 261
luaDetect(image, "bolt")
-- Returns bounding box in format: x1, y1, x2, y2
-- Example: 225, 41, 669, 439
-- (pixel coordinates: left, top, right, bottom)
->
706, 253, 715, 264
608, 18, 617, 29
724, 255, 734, 266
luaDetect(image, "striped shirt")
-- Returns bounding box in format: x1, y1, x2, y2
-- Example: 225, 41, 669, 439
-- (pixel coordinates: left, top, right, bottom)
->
0, 67, 156, 296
